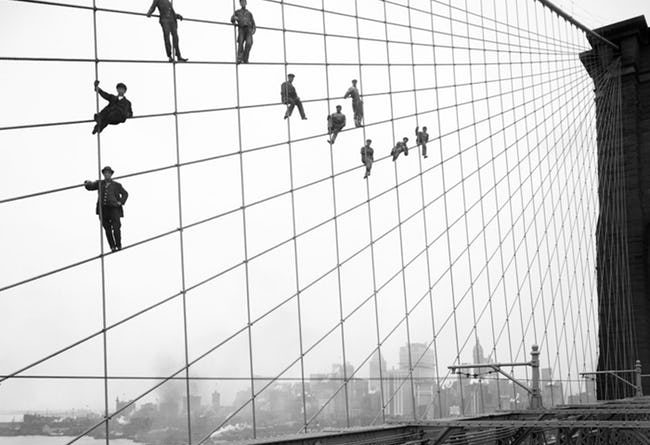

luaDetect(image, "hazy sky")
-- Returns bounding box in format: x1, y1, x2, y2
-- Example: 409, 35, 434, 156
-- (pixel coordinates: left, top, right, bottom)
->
0, 0, 643, 426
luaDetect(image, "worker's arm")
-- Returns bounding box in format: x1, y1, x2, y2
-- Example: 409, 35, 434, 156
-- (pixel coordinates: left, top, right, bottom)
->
146, 0, 158, 17
84, 180, 99, 191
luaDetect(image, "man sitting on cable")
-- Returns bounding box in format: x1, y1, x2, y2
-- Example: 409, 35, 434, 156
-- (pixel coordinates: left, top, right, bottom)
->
327, 105, 346, 144
92, 80, 133, 135
391, 137, 409, 161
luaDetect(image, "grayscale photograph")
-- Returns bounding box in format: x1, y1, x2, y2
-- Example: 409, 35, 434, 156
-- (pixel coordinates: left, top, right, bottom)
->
1, 0, 650, 444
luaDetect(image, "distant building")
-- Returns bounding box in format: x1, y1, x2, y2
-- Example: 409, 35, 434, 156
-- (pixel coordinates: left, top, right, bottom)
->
115, 397, 136, 417
211, 389, 221, 410
385, 343, 436, 420
369, 351, 387, 394
541, 368, 564, 407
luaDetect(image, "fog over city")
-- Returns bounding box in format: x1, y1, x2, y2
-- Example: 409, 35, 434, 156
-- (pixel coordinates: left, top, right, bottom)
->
1, 0, 650, 443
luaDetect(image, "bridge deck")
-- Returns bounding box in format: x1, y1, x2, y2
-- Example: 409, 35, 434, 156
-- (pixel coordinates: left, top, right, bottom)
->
243, 397, 650, 445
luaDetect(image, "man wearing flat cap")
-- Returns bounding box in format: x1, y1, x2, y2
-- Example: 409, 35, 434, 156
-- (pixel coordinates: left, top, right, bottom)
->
361, 139, 374, 179
391, 137, 409, 161
92, 80, 133, 135
280, 73, 307, 120
84, 166, 129, 252
327, 105, 346, 144
231, 0, 256, 64
344, 79, 364, 127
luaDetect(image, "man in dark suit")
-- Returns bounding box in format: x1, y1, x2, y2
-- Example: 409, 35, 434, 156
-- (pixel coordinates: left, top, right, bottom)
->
415, 126, 429, 158
146, 0, 188, 63
92, 81, 133, 135
281, 73, 307, 120
361, 139, 374, 179
84, 166, 129, 252
231, 0, 256, 64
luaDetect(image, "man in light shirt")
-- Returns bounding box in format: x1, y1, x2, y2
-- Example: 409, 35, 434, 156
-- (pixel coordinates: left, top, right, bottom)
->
344, 79, 364, 127
231, 0, 256, 64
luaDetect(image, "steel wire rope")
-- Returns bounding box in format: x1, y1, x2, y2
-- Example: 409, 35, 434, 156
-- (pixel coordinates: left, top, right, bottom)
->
3, 67, 583, 292
546, 17, 593, 401
380, 66, 600, 420
575, 57, 621, 399
1, 61, 583, 205
0, 2, 604, 430
385, 0, 587, 53
353, 0, 388, 425
420, 0, 446, 419
1, 71, 589, 309
8, 0, 589, 56
166, 0, 194, 439
277, 0, 309, 432
301, 75, 598, 427
320, 0, 352, 427
545, 11, 576, 402
1, 71, 596, 398
447, 0, 488, 415
90, 0, 110, 442
506, 0, 532, 394
514, 28, 600, 403
405, 0, 447, 420
381, 0, 418, 421
229, 1, 258, 435
0, 68, 595, 393
538, 57, 619, 399
0, 59, 583, 137
126, 79, 601, 439
59, 72, 599, 444
487, 0, 520, 409
408, 75, 601, 418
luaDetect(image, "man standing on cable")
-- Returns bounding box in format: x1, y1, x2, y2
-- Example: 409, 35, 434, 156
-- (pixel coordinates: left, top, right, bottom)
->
391, 137, 409, 161
231, 0, 256, 64
361, 139, 374, 179
415, 126, 429, 158
344, 79, 364, 127
92, 80, 133, 135
281, 73, 307, 120
146, 0, 188, 63
84, 166, 129, 253
327, 105, 346, 144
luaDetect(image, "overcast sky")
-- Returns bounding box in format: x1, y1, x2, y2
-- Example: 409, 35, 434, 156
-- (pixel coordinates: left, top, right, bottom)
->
1, 0, 647, 423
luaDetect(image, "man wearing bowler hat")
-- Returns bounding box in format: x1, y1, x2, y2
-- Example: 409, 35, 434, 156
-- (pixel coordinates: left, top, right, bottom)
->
84, 166, 129, 252
92, 80, 133, 135
280, 73, 307, 120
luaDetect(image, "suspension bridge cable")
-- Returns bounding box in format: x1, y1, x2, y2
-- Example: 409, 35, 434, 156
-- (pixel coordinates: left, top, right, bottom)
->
1, 69, 595, 399
64, 70, 599, 443
1, 62, 581, 205
0, 0, 613, 439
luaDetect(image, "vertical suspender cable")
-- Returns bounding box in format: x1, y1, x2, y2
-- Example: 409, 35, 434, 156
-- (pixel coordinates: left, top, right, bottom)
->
421, 0, 444, 419
278, 0, 309, 432
90, 2, 110, 443
381, 0, 417, 420
168, 1, 193, 439
352, 0, 387, 424
231, 0, 257, 435
162, 1, 194, 441
319, 0, 351, 426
